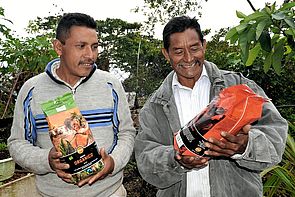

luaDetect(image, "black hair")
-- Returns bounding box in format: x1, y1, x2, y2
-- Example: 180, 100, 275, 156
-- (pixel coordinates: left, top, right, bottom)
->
163, 16, 204, 50
56, 12, 97, 44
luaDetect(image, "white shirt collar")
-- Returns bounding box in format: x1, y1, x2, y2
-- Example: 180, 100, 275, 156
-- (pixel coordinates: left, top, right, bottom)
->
172, 64, 209, 90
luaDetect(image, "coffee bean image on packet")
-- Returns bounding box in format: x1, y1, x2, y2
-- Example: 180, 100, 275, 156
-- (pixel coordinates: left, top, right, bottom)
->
174, 84, 268, 157
41, 92, 104, 183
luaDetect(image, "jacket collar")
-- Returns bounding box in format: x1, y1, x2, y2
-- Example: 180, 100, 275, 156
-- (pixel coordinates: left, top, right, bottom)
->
45, 58, 97, 86
151, 60, 226, 105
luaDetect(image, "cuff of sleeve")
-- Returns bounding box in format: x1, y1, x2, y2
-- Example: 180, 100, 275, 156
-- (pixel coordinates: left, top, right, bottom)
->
230, 133, 251, 160
110, 155, 118, 175
44, 148, 55, 173
169, 150, 189, 173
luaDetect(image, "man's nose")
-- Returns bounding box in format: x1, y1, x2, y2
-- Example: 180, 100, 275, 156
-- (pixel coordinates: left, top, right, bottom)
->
183, 50, 193, 62
84, 46, 94, 57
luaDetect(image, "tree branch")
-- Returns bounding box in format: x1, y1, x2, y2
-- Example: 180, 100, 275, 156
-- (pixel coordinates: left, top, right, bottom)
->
247, 0, 256, 12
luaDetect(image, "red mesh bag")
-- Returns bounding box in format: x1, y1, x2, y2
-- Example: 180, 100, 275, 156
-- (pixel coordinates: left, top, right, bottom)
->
173, 84, 268, 156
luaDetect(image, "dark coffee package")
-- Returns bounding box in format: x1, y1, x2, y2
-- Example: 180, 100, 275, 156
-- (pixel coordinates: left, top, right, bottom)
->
174, 84, 268, 156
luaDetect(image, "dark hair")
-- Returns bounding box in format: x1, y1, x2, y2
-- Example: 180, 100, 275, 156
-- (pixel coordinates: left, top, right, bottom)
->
163, 16, 204, 50
56, 13, 97, 44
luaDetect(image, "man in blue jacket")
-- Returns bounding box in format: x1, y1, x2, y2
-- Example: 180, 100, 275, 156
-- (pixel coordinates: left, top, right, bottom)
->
8, 13, 136, 197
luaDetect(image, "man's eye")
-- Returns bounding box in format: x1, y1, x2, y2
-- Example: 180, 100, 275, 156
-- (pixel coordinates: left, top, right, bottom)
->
191, 47, 200, 52
76, 44, 85, 49
174, 50, 183, 55
92, 45, 99, 50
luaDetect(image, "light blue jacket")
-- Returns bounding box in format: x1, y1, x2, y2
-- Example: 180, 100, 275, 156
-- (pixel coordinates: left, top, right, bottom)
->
135, 60, 288, 197
8, 59, 136, 197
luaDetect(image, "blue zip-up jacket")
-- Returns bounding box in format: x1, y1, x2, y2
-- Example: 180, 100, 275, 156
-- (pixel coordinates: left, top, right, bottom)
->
8, 59, 136, 197
134, 60, 288, 197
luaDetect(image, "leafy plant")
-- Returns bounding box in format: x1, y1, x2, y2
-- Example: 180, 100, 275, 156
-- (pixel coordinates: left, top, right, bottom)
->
225, 2, 295, 74
261, 122, 295, 197
133, 0, 203, 35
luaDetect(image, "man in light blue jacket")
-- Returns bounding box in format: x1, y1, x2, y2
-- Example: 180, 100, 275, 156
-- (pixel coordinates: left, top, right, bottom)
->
8, 13, 136, 197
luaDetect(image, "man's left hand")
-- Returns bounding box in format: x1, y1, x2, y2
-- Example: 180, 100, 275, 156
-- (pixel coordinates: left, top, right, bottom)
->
76, 148, 114, 187
204, 124, 251, 157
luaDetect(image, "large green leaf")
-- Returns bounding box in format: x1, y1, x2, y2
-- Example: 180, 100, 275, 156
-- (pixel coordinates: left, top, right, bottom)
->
279, 2, 295, 11
284, 18, 295, 29
259, 31, 272, 52
272, 39, 285, 74
236, 23, 248, 34
246, 43, 261, 66
272, 11, 286, 20
225, 27, 237, 40
244, 12, 267, 22
239, 31, 249, 63
284, 29, 295, 36
256, 19, 269, 40
236, 10, 246, 19
263, 52, 272, 73
246, 27, 256, 41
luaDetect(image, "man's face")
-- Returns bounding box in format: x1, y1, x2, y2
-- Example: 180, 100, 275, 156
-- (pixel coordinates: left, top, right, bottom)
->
53, 26, 99, 86
162, 28, 206, 88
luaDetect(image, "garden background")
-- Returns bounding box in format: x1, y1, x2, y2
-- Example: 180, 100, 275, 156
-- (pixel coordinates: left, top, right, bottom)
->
0, 0, 294, 196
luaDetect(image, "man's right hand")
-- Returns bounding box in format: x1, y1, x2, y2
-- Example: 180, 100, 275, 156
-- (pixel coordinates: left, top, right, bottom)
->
48, 147, 72, 183
175, 152, 209, 169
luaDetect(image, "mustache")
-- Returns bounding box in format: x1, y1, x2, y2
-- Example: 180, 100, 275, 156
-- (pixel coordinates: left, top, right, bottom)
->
79, 59, 95, 65
177, 60, 201, 68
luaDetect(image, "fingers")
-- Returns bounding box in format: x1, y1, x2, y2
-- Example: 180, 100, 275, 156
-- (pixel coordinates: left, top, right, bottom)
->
204, 137, 236, 157
100, 147, 108, 160
204, 126, 250, 157
48, 148, 69, 171
175, 152, 209, 169
241, 124, 251, 134
48, 147, 72, 183
56, 169, 72, 183
77, 176, 92, 187
77, 148, 114, 187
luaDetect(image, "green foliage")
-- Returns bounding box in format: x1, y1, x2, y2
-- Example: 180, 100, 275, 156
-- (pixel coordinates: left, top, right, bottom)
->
0, 10, 170, 117
0, 35, 56, 118
0, 7, 13, 40
225, 2, 295, 75
0, 7, 57, 118
133, 0, 204, 34
206, 28, 295, 123
261, 122, 295, 197
96, 18, 142, 72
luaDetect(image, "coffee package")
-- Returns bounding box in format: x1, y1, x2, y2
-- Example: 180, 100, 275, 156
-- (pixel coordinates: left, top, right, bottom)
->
174, 84, 268, 156
41, 93, 104, 183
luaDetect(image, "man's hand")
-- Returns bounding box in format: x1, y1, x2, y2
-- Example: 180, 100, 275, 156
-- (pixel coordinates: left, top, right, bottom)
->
48, 147, 72, 183
204, 124, 251, 157
77, 148, 114, 187
175, 152, 209, 169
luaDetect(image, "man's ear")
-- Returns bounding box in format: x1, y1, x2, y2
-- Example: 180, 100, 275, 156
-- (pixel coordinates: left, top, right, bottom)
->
161, 48, 170, 62
52, 39, 63, 56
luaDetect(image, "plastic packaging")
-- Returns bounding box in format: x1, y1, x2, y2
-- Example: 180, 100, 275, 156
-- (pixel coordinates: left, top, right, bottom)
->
41, 93, 104, 183
174, 84, 268, 156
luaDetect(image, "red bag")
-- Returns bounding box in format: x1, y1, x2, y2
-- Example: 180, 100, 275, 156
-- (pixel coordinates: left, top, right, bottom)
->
173, 84, 268, 156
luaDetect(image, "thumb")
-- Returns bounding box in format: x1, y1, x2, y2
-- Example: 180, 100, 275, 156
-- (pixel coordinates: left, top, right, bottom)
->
100, 148, 107, 159
242, 124, 251, 134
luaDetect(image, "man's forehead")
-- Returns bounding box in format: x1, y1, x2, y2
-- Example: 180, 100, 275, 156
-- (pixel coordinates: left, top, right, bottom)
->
169, 29, 201, 47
